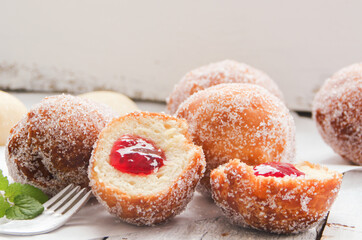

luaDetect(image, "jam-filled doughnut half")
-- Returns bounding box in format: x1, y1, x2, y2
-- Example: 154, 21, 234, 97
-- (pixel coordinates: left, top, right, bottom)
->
210, 159, 342, 234
88, 112, 206, 226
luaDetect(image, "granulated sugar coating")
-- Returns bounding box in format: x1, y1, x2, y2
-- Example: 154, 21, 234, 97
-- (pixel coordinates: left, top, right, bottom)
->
6, 94, 117, 196
176, 83, 296, 196
88, 112, 206, 226
313, 63, 362, 165
210, 159, 342, 234
167, 59, 283, 114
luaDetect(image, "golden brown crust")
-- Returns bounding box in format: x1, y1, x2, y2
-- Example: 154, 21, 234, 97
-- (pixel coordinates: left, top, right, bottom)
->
5, 95, 116, 196
89, 112, 206, 225
176, 84, 296, 196
313, 63, 362, 165
210, 159, 342, 234
167, 60, 283, 114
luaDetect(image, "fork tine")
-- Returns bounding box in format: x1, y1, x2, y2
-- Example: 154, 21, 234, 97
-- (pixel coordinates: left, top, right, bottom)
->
47, 185, 81, 211
63, 190, 92, 216
43, 184, 74, 208
56, 188, 86, 214
0, 184, 92, 236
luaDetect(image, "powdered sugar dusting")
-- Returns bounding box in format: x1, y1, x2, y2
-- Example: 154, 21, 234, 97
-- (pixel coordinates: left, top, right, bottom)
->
313, 63, 362, 165
176, 83, 295, 195
210, 159, 342, 234
89, 112, 206, 226
254, 165, 278, 175
167, 60, 284, 114
5, 94, 117, 195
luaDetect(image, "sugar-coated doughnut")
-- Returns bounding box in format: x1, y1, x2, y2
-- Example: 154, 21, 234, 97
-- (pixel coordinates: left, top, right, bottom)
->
313, 63, 362, 165
6, 94, 116, 196
0, 91, 27, 145
176, 83, 295, 196
210, 159, 342, 234
79, 91, 139, 116
88, 112, 206, 226
167, 59, 283, 114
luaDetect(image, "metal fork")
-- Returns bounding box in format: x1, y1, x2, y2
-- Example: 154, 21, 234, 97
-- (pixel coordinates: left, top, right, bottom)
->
0, 184, 92, 236
322, 164, 362, 174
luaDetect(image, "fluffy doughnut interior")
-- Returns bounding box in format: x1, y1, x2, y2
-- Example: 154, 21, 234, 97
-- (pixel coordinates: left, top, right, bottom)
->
211, 160, 342, 234
92, 115, 195, 196
295, 162, 338, 180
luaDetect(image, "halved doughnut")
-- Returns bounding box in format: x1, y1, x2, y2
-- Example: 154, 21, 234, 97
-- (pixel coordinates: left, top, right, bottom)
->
89, 112, 206, 226
210, 159, 342, 234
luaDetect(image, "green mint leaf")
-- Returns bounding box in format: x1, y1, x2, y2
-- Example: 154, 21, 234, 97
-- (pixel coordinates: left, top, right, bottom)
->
0, 169, 9, 191
5, 183, 48, 204
5, 195, 44, 220
0, 195, 10, 218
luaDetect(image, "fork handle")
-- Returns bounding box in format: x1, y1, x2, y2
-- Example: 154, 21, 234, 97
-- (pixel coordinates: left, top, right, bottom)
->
322, 164, 362, 174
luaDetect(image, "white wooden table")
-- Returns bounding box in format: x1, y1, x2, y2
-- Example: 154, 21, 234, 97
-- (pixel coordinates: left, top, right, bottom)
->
0, 93, 360, 240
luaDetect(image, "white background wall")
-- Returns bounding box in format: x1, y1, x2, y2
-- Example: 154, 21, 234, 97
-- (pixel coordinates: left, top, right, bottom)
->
1, 0, 361, 111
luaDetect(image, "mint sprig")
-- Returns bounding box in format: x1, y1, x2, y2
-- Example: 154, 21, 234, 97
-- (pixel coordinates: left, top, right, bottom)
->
0, 171, 8, 191
5, 195, 44, 220
0, 170, 48, 220
5, 183, 48, 204
0, 196, 10, 218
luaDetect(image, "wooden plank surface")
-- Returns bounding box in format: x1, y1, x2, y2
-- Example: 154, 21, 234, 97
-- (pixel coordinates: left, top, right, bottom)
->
321, 171, 362, 239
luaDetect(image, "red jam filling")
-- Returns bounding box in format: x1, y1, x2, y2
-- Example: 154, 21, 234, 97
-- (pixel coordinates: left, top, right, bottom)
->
109, 134, 166, 175
253, 162, 305, 178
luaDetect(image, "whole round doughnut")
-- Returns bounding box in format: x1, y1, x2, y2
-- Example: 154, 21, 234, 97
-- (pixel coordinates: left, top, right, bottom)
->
176, 83, 295, 196
167, 59, 283, 114
79, 91, 139, 116
6, 94, 116, 195
313, 63, 362, 165
0, 91, 27, 145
